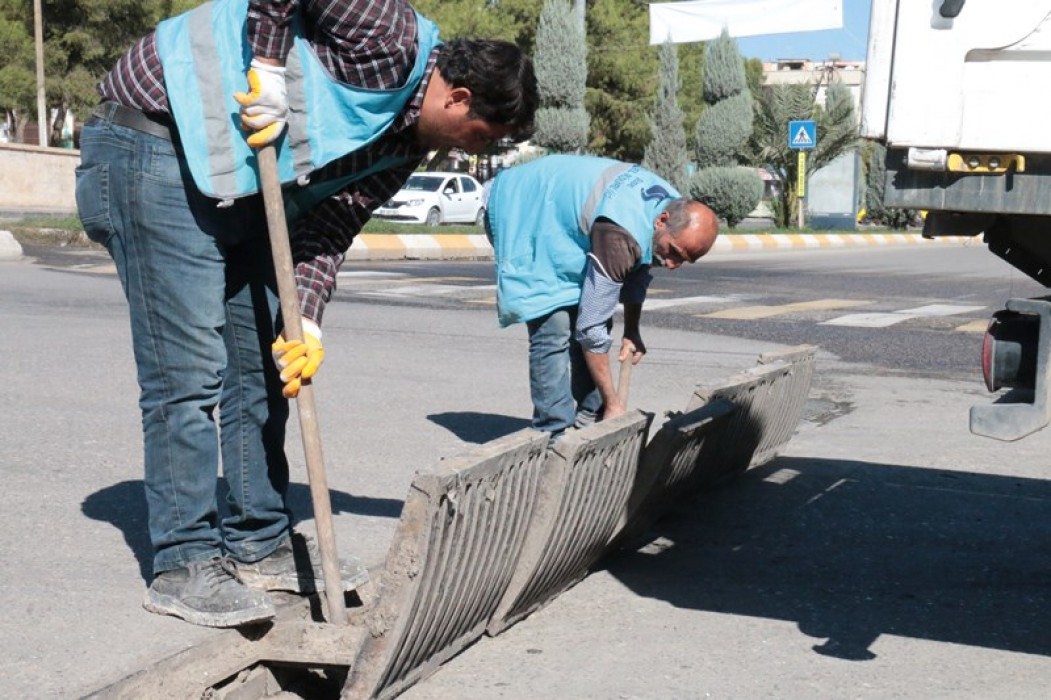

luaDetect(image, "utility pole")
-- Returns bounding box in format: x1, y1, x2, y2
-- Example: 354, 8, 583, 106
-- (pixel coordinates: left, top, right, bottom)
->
574, 0, 585, 33
34, 0, 47, 146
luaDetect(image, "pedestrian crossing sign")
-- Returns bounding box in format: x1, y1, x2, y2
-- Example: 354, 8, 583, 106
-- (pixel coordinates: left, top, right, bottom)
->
788, 120, 817, 150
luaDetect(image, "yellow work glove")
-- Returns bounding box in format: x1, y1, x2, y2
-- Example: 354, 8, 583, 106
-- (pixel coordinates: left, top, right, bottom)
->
233, 58, 288, 148
272, 319, 324, 399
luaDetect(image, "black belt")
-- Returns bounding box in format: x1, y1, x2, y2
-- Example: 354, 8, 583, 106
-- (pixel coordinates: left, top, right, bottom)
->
91, 101, 175, 142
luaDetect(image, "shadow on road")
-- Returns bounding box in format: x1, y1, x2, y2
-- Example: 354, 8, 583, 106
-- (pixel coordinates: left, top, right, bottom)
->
427, 411, 532, 443
82, 480, 403, 583
608, 455, 1051, 661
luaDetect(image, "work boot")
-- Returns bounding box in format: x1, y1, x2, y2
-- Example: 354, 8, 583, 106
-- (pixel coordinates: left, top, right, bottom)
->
142, 557, 275, 628
231, 532, 369, 594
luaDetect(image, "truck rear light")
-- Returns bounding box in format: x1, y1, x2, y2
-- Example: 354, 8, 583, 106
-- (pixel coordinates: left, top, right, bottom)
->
981, 310, 1039, 392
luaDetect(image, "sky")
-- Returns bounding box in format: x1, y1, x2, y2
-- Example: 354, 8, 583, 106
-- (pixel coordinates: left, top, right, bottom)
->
734, 0, 872, 61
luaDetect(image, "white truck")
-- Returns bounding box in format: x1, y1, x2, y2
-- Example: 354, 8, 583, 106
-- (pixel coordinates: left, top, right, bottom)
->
862, 0, 1051, 441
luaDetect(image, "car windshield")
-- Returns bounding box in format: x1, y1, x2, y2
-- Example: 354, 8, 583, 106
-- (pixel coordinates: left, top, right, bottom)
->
402, 175, 444, 192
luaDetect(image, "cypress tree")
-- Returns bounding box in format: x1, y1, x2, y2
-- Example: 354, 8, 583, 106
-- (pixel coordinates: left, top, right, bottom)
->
643, 40, 689, 192
690, 29, 762, 228
533, 0, 589, 152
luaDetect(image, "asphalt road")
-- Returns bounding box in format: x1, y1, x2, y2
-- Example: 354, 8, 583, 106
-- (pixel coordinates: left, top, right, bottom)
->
3, 241, 1051, 699
332, 241, 1046, 380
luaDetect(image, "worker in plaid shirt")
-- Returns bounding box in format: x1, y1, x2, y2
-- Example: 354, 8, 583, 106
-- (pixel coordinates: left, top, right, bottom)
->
76, 0, 537, 629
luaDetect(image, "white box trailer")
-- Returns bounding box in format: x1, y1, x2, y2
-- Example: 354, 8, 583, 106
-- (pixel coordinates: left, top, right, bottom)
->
863, 1, 1051, 440
864, 0, 1051, 214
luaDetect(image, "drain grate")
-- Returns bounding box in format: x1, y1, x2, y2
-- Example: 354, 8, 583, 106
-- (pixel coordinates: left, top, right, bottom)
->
611, 398, 735, 550
345, 429, 550, 700
687, 345, 817, 486
488, 411, 651, 635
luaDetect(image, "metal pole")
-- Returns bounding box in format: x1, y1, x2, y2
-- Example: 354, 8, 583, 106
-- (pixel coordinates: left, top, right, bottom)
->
33, 0, 47, 146
797, 150, 807, 229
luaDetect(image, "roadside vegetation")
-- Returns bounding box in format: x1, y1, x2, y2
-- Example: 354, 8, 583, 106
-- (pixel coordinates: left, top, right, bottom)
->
5, 214, 915, 254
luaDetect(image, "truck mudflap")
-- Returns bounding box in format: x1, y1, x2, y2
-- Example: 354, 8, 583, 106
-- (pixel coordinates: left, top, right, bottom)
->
972, 298, 1051, 441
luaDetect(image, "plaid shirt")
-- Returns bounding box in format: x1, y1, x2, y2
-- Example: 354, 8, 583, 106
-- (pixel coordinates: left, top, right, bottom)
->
98, 0, 431, 322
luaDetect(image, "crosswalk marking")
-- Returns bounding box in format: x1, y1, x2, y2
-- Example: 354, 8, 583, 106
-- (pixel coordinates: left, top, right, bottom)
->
337, 271, 408, 279
339, 274, 483, 284
638, 294, 746, 311
360, 283, 495, 299
822, 303, 986, 328
698, 298, 869, 320
337, 278, 993, 332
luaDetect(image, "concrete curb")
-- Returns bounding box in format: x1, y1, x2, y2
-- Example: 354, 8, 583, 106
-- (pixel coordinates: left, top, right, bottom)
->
713, 232, 982, 252
347, 231, 982, 261
0, 230, 23, 261
347, 233, 493, 261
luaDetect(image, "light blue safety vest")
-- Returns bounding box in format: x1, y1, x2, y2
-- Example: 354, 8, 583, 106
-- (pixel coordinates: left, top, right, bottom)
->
154, 0, 439, 204
488, 155, 679, 327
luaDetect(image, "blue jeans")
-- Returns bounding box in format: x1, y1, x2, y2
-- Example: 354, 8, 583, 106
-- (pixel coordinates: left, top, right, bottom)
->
76, 116, 292, 574
526, 307, 603, 434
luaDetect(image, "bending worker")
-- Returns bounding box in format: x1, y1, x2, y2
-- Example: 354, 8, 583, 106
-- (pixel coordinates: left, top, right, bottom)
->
76, 0, 537, 629
486, 155, 718, 434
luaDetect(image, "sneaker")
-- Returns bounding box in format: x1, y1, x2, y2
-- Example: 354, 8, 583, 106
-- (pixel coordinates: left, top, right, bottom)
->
143, 557, 275, 628
231, 533, 369, 594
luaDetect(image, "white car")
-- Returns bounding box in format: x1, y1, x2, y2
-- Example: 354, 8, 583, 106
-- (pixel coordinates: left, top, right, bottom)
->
374, 172, 486, 226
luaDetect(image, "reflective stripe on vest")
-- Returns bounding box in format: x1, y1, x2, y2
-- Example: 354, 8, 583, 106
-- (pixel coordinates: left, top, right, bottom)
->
489, 155, 675, 327
155, 0, 439, 200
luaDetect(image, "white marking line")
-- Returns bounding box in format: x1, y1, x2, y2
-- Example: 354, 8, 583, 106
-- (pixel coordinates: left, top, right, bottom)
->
359, 283, 496, 299
897, 304, 987, 316
360, 284, 471, 297
337, 271, 409, 278
636, 295, 745, 311
822, 303, 986, 328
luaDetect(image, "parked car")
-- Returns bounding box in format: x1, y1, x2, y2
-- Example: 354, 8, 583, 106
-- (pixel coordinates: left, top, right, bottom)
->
374, 172, 486, 226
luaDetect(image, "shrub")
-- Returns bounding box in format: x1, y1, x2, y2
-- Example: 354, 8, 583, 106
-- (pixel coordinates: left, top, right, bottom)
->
689, 167, 764, 229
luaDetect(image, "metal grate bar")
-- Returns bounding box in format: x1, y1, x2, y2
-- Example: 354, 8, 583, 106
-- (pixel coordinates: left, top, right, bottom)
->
488, 412, 650, 635
345, 429, 550, 700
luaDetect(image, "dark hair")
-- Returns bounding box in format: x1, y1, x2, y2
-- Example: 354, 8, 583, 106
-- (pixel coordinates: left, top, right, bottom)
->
435, 39, 538, 141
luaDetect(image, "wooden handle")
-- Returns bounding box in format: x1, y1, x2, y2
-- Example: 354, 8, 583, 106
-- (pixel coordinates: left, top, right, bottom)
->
617, 357, 633, 407
257, 145, 347, 625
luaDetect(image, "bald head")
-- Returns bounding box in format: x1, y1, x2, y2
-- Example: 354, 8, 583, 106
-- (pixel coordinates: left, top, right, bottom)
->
652, 199, 719, 269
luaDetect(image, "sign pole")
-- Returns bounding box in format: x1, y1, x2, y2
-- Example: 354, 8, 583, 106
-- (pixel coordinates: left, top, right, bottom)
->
797, 150, 807, 229
787, 119, 816, 231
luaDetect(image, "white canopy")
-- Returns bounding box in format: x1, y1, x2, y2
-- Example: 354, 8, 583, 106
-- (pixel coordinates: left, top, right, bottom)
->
649, 0, 843, 45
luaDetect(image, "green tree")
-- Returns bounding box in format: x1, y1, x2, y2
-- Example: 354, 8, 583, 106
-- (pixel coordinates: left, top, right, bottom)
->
533, 0, 588, 152
0, 11, 35, 141
425, 0, 705, 161
412, 0, 538, 46
749, 80, 859, 227
584, 0, 655, 160
690, 29, 761, 228
0, 0, 180, 144
863, 140, 915, 229
642, 40, 688, 191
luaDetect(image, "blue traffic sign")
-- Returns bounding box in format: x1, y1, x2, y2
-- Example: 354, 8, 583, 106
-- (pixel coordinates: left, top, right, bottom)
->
788, 120, 817, 150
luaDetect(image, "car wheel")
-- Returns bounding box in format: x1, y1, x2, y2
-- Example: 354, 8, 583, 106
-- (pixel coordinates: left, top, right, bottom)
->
475, 207, 486, 227
425, 208, 441, 227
